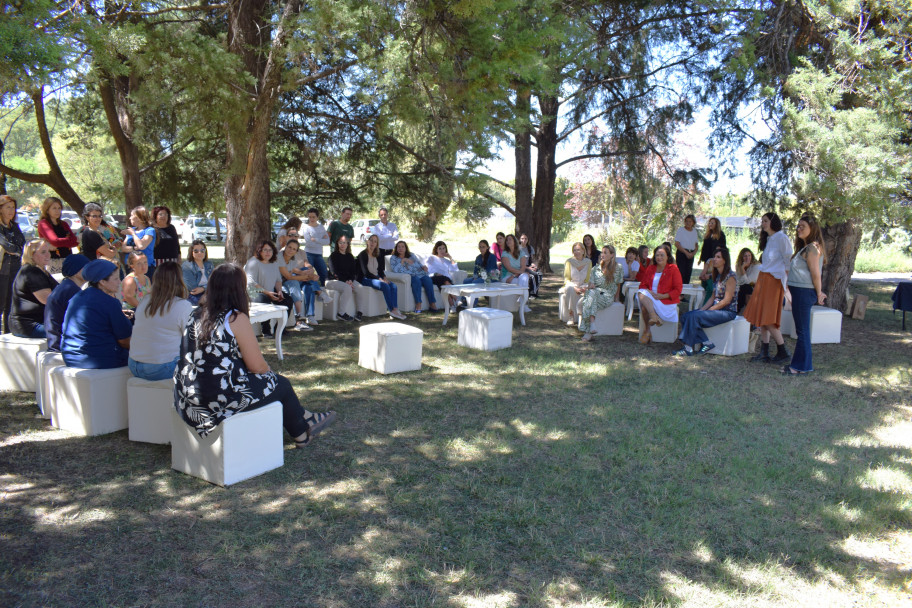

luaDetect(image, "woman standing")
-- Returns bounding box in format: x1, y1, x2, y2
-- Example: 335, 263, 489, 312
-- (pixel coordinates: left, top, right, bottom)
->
559, 242, 591, 326
0, 195, 25, 333
152, 205, 181, 266
743, 212, 793, 363
356, 234, 406, 319
36, 197, 78, 274
390, 240, 438, 313
121, 206, 157, 277
783, 215, 826, 375
300, 208, 330, 285
10, 240, 58, 338
182, 240, 214, 305
326, 235, 358, 321
582, 234, 600, 267
735, 247, 760, 312
129, 262, 193, 381
636, 245, 683, 344
519, 234, 543, 298
174, 263, 336, 446
674, 214, 699, 284
675, 247, 739, 356
697, 217, 726, 303
578, 245, 623, 341
501, 234, 532, 313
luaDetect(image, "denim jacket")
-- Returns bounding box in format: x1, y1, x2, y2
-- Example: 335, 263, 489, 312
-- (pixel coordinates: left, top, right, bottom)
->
182, 260, 214, 291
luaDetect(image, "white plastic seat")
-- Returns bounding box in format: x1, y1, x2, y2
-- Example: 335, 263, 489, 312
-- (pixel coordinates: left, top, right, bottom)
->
638, 314, 679, 343
780, 307, 796, 338
171, 402, 283, 486
36, 351, 64, 419
358, 322, 423, 374
458, 307, 513, 351
587, 302, 625, 336
0, 334, 47, 392
127, 377, 174, 444
352, 282, 389, 317
314, 289, 339, 321
703, 315, 750, 356
49, 365, 132, 436
810, 305, 842, 344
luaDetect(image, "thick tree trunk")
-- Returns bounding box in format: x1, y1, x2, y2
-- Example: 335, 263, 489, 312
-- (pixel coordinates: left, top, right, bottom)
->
514, 87, 533, 239
820, 218, 862, 313
531, 94, 559, 273
99, 73, 143, 214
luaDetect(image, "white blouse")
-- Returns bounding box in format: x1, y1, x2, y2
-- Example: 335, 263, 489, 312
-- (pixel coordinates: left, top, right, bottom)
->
426, 255, 458, 277
759, 231, 793, 280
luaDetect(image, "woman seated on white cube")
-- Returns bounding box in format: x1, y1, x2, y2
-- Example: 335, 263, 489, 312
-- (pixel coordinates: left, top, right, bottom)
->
464, 239, 500, 284
129, 262, 194, 380
390, 240, 438, 313
635, 244, 682, 344
578, 245, 623, 342
356, 234, 406, 320
174, 263, 336, 446
326, 236, 358, 321
10, 239, 58, 339
559, 242, 591, 326
675, 247, 739, 356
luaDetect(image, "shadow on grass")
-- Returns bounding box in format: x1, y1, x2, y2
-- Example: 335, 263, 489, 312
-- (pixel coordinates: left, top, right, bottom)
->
1, 278, 910, 606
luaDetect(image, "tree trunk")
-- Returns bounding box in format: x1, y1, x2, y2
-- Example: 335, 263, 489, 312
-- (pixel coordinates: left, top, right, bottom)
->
530, 94, 559, 273
223, 0, 298, 265
820, 218, 862, 313
99, 72, 143, 214
514, 87, 533, 239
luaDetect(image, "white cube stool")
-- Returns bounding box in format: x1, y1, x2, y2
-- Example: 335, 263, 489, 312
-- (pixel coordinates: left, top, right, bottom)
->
36, 351, 65, 419
315, 289, 339, 321
810, 305, 842, 344
780, 307, 796, 338
587, 302, 625, 336
638, 314, 679, 343
353, 283, 388, 317
127, 377, 174, 444
703, 316, 750, 356
0, 334, 47, 392
458, 307, 513, 351
49, 365, 132, 436
358, 322, 423, 374
171, 402, 283, 487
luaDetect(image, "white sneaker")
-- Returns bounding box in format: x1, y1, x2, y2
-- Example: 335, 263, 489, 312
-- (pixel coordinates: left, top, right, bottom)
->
319, 290, 332, 303
295, 320, 313, 331
566, 319, 575, 326
307, 316, 318, 326
524, 305, 532, 313
390, 310, 407, 320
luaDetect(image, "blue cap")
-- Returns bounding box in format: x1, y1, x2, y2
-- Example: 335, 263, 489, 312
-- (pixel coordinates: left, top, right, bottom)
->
61, 254, 90, 278
82, 259, 118, 283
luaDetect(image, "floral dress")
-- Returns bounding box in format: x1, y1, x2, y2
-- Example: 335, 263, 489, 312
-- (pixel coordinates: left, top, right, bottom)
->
389, 254, 428, 277
174, 309, 278, 437
579, 263, 623, 333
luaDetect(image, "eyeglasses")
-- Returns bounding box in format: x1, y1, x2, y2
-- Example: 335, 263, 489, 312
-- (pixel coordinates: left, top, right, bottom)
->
87, 214, 102, 218
192, 249, 205, 254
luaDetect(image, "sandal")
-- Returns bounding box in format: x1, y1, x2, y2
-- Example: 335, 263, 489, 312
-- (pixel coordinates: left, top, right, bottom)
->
639, 331, 651, 344
581, 332, 593, 342
780, 365, 809, 376
295, 410, 337, 448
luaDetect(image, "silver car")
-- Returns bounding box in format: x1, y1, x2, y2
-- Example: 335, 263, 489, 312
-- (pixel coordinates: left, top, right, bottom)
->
181, 217, 225, 243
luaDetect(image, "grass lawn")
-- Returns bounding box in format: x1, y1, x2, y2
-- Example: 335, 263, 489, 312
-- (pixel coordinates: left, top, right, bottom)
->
1, 278, 911, 607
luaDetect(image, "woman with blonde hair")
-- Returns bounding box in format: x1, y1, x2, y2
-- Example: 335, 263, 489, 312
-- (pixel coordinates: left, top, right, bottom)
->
36, 196, 78, 274
10, 239, 59, 338
0, 194, 25, 333
578, 245, 623, 341
356, 234, 406, 319
129, 262, 193, 380
783, 214, 827, 375
559, 242, 591, 326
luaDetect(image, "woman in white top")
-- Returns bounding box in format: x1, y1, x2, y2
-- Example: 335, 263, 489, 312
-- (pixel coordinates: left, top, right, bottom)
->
426, 240, 460, 307
620, 247, 640, 280
559, 242, 591, 325
128, 262, 194, 381
300, 208, 330, 286
674, 213, 699, 283
742, 212, 793, 363
735, 247, 761, 311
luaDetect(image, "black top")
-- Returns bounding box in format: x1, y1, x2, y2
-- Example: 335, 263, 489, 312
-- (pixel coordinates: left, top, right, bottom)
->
585, 247, 599, 268
700, 233, 727, 263
328, 251, 358, 282
11, 265, 59, 336
0, 220, 25, 276
45, 220, 75, 259
81, 229, 106, 260
154, 224, 181, 260
356, 250, 385, 281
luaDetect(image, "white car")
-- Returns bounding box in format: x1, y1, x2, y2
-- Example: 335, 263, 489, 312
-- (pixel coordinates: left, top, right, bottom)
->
60, 210, 82, 231
181, 216, 225, 244
351, 219, 380, 243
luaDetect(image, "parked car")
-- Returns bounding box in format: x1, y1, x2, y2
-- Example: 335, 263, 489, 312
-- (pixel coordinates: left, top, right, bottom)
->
181, 216, 225, 244
352, 219, 380, 243
15, 212, 36, 240
60, 210, 82, 232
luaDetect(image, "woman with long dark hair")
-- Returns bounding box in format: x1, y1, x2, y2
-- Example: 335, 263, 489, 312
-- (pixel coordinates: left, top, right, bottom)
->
390, 240, 438, 313
129, 261, 192, 380
174, 264, 336, 446
245, 239, 295, 336
519, 233, 542, 297
743, 212, 793, 363
326, 235, 358, 321
635, 244, 682, 344
697, 217, 726, 304
501, 234, 532, 313
465, 239, 499, 284
152, 205, 181, 266
182, 240, 214, 306
582, 234, 599, 267
783, 214, 827, 375
735, 247, 760, 312
675, 247, 739, 356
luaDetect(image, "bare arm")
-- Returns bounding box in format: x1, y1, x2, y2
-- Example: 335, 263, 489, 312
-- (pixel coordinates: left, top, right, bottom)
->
707, 276, 736, 311
122, 276, 139, 308
229, 312, 271, 374
33, 288, 53, 305
807, 244, 827, 305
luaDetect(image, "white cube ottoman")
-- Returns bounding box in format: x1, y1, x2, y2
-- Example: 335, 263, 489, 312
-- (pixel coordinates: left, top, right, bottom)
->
587, 302, 625, 336
810, 305, 842, 344
171, 402, 283, 487
780, 307, 796, 338
703, 316, 750, 356
0, 334, 47, 392
458, 307, 513, 351
314, 289, 338, 322
359, 322, 423, 374
353, 283, 388, 317
638, 314, 679, 343
36, 351, 65, 419
49, 365, 132, 436
127, 377, 174, 444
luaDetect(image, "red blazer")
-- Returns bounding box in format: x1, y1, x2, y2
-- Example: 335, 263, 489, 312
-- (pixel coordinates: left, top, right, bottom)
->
635, 260, 651, 283
638, 263, 683, 304
37, 218, 78, 249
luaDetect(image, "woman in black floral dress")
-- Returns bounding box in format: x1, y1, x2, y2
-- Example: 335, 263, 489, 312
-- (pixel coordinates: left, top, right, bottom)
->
174, 263, 335, 446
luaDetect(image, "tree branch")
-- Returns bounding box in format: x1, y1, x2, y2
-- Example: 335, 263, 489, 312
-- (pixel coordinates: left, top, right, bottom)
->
0, 161, 51, 184
139, 137, 196, 175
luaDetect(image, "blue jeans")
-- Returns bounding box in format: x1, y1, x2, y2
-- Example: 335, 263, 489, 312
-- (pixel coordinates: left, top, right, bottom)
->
307, 252, 328, 286
789, 285, 816, 372
464, 276, 500, 285
129, 356, 178, 381
360, 278, 398, 311
409, 275, 436, 307
678, 309, 736, 348
301, 280, 323, 316
187, 292, 204, 306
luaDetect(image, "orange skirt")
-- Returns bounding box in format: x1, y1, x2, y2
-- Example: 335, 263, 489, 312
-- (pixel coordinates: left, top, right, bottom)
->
742, 271, 784, 328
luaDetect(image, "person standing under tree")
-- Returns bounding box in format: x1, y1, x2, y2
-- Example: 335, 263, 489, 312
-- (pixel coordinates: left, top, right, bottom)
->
327, 207, 355, 253
372, 207, 399, 258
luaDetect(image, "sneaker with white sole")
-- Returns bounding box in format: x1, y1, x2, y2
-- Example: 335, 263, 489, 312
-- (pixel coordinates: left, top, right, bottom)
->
307, 316, 318, 326
318, 291, 332, 303
389, 310, 407, 320
295, 320, 313, 331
